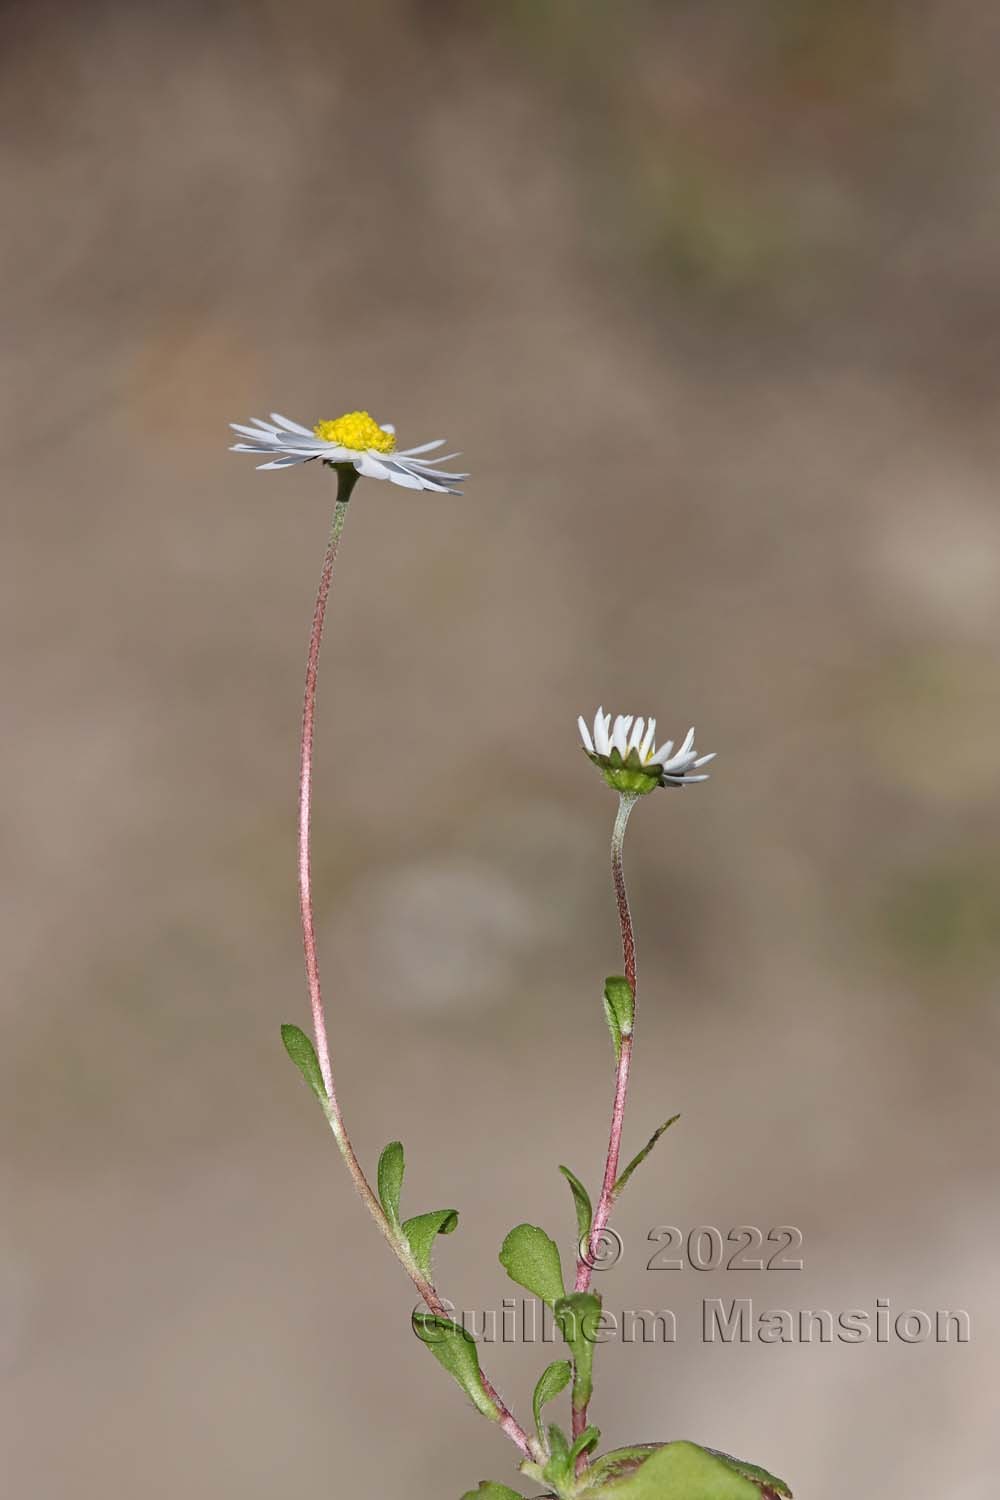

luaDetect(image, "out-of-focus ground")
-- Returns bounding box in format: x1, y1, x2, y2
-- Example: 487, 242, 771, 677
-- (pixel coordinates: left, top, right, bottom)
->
3, 2, 999, 1497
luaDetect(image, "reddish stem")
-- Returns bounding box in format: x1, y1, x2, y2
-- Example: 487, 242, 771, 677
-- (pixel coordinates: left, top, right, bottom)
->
573, 792, 638, 1442
296, 479, 534, 1460
299, 495, 351, 1102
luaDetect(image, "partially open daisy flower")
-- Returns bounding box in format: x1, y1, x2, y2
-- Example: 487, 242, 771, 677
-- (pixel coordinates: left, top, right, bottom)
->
578, 708, 716, 795
229, 410, 468, 494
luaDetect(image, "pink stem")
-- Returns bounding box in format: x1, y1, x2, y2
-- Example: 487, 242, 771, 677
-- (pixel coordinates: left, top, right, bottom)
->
299, 497, 349, 1103
573, 792, 638, 1442
297, 480, 534, 1460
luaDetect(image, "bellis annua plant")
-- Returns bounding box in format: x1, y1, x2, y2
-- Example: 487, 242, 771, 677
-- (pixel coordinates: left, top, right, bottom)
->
229, 407, 793, 1500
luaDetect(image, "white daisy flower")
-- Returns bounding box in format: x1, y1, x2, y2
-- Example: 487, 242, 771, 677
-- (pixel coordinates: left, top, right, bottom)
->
229, 409, 468, 494
578, 708, 716, 794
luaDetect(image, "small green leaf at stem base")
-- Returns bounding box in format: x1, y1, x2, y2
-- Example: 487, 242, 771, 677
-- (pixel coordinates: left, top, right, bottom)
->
499, 1224, 566, 1308
558, 1165, 593, 1245
568, 1425, 601, 1468
459, 1483, 526, 1500
412, 1314, 499, 1422
613, 1115, 681, 1197
280, 1024, 327, 1104
532, 1359, 572, 1441
542, 1423, 573, 1490
402, 1208, 459, 1277
602, 976, 634, 1063
553, 1292, 602, 1413
377, 1140, 405, 1229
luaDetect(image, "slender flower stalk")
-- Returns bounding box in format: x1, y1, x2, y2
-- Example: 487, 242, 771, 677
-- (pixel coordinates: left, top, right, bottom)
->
571, 794, 637, 1445
299, 486, 354, 1103
610, 791, 639, 997
575, 793, 638, 1295
295, 466, 535, 1460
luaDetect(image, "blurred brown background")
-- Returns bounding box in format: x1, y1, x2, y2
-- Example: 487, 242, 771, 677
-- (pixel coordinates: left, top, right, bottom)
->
3, 2, 999, 1497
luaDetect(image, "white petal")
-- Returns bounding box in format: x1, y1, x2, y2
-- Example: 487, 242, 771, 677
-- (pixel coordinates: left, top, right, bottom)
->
269, 413, 315, 436
256, 456, 308, 469
355, 453, 391, 480
391, 461, 457, 492
397, 439, 446, 456
628, 718, 645, 752
640, 720, 656, 760
269, 435, 329, 451
231, 423, 281, 443
383, 466, 426, 490
693, 752, 716, 767
678, 727, 696, 758
378, 422, 396, 434
651, 740, 674, 766
593, 711, 610, 756
398, 460, 470, 481
578, 715, 594, 753
612, 716, 633, 755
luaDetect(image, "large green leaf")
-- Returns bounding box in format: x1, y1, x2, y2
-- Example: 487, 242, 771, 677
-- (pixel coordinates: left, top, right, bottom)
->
280, 1024, 327, 1104
613, 1115, 680, 1197
499, 1224, 566, 1308
558, 1165, 593, 1245
553, 1291, 601, 1412
531, 1359, 572, 1440
702, 1448, 793, 1496
412, 1314, 498, 1422
402, 1208, 459, 1277
377, 1140, 405, 1229
579, 1441, 792, 1498
580, 1445, 659, 1487
602, 976, 634, 1063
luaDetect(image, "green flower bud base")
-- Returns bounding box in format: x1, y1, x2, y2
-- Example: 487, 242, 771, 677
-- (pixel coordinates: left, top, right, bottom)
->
584, 747, 676, 795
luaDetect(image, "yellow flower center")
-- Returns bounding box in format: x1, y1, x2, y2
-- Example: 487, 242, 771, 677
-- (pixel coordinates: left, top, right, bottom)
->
312, 410, 396, 453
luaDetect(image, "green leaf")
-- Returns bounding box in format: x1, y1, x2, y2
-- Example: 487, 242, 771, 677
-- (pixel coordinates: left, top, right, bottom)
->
613, 1115, 681, 1196
702, 1448, 793, 1497
603, 976, 634, 1063
547, 1422, 570, 1462
402, 1209, 459, 1277
280, 1024, 327, 1104
459, 1485, 526, 1500
579, 1446, 659, 1488
377, 1141, 405, 1229
579, 1440, 793, 1499
531, 1359, 572, 1440
553, 1291, 602, 1413
499, 1224, 566, 1308
558, 1165, 593, 1245
568, 1425, 601, 1467
542, 1423, 572, 1489
412, 1314, 499, 1422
